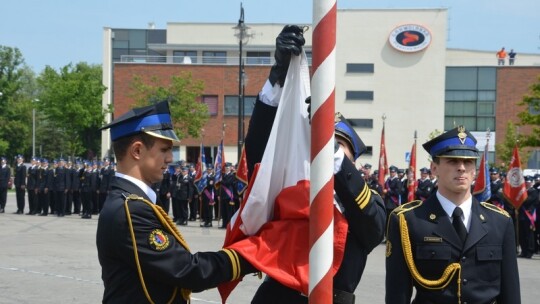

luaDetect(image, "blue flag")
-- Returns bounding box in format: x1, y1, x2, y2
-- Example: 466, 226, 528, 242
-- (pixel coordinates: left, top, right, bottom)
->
195, 143, 207, 194
473, 147, 491, 202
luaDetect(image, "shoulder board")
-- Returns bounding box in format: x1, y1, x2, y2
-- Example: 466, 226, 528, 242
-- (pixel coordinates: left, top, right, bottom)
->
480, 202, 510, 218
393, 200, 423, 215
370, 189, 381, 197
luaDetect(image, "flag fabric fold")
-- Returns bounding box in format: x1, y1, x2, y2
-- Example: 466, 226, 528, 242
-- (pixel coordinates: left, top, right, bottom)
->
235, 145, 249, 195
378, 124, 388, 188
407, 140, 416, 202
214, 139, 224, 188
473, 145, 491, 202
503, 145, 527, 209
194, 143, 207, 194
218, 52, 348, 303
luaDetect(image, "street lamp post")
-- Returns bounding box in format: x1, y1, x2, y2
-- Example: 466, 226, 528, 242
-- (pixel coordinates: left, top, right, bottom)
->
32, 99, 38, 157
234, 3, 249, 162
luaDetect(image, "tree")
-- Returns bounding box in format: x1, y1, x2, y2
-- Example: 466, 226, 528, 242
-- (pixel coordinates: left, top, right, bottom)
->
495, 121, 529, 169
130, 72, 209, 140
516, 76, 540, 147
37, 62, 108, 160
0, 45, 34, 158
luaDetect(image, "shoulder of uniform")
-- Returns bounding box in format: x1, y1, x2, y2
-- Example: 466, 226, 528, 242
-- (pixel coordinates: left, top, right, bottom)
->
392, 200, 423, 216
480, 201, 510, 218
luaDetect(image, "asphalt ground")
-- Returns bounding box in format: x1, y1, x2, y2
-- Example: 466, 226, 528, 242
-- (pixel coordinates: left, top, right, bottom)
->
1, 191, 539, 303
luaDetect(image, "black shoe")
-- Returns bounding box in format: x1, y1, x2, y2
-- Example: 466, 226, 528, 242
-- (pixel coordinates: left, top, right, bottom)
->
218, 226, 227, 229
65, 212, 72, 215
39, 213, 47, 216
81, 214, 91, 219
0, 208, 4, 213
201, 222, 212, 228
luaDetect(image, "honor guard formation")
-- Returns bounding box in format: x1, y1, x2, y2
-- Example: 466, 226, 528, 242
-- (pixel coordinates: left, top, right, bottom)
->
0, 24, 537, 304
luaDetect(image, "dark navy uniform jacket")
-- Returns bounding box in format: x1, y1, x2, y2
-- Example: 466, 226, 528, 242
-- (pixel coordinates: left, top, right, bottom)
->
97, 176, 251, 303
245, 99, 386, 303
386, 195, 520, 304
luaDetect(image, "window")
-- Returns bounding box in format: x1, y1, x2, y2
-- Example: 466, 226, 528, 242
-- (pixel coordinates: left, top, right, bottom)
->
203, 95, 218, 116
246, 51, 271, 64
173, 51, 197, 64
348, 118, 373, 129
224, 95, 256, 116
346, 91, 373, 101
346, 64, 374, 73
362, 146, 373, 156
529, 99, 540, 115
202, 51, 226, 64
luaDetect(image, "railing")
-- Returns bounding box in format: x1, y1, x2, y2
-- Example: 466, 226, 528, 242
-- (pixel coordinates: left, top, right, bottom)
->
118, 55, 314, 66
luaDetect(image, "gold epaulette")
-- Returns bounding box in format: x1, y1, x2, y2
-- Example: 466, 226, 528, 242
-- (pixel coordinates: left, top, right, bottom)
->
124, 193, 191, 303
480, 202, 510, 218
393, 200, 423, 216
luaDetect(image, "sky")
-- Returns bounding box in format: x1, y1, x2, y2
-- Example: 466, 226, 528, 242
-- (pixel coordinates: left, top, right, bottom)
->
1, 0, 539, 73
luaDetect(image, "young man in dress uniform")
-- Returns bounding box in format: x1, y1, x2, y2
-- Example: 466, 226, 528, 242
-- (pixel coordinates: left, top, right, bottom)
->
96, 101, 255, 303
415, 167, 433, 201
385, 126, 520, 304
14, 155, 27, 214
0, 157, 11, 213
26, 157, 39, 214
246, 25, 386, 304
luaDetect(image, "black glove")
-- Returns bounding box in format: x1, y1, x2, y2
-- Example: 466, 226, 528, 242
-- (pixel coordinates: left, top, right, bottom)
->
269, 25, 305, 87
305, 96, 312, 123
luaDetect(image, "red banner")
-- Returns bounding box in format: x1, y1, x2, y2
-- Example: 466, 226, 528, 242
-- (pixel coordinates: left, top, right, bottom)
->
378, 124, 388, 187
503, 145, 527, 209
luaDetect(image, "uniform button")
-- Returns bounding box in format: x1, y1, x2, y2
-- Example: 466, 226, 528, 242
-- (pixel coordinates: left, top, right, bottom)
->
347, 173, 352, 179
431, 251, 436, 256
463, 302, 468, 304
461, 256, 467, 262
490, 251, 494, 257
463, 279, 468, 285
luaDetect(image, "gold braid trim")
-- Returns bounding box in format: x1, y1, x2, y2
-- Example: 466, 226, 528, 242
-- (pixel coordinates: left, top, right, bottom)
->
480, 202, 510, 218
124, 194, 192, 303
398, 213, 462, 304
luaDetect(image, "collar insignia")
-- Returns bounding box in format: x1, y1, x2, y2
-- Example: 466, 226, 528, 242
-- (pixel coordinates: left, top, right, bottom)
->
149, 229, 170, 251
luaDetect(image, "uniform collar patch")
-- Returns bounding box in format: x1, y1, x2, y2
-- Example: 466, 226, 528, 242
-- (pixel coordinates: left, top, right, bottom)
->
149, 229, 170, 251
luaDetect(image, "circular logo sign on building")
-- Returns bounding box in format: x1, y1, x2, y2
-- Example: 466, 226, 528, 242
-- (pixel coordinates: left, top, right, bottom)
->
389, 24, 432, 53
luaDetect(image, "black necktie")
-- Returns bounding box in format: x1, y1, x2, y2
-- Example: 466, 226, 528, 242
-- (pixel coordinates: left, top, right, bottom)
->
452, 207, 467, 243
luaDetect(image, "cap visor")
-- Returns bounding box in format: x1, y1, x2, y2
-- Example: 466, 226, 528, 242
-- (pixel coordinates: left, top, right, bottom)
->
144, 129, 180, 143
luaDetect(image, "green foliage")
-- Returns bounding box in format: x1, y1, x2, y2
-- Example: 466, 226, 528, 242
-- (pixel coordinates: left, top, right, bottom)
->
129, 72, 209, 140
0, 46, 33, 158
495, 121, 529, 167
517, 76, 540, 147
36, 62, 108, 160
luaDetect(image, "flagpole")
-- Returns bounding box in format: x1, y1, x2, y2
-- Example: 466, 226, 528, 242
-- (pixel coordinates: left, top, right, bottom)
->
310, 1, 336, 303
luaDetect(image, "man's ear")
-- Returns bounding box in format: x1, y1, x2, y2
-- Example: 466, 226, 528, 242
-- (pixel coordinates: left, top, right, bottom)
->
129, 140, 144, 161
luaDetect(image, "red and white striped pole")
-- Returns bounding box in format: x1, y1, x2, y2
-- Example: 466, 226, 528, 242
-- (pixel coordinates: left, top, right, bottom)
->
309, 1, 336, 303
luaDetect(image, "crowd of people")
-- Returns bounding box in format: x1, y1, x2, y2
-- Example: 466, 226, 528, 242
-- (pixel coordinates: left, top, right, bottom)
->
0, 153, 245, 229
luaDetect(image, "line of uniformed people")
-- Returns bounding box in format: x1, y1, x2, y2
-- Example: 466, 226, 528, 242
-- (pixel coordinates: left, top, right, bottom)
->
151, 161, 243, 229
21, 156, 115, 218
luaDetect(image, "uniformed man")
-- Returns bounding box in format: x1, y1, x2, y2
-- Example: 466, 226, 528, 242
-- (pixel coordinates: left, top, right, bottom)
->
71, 161, 83, 215
218, 162, 235, 229
488, 167, 504, 209
200, 164, 215, 227
384, 165, 403, 224
518, 176, 539, 258
80, 161, 94, 219
188, 163, 199, 221
385, 126, 521, 304
96, 100, 255, 303
98, 157, 114, 212
0, 157, 11, 213
245, 25, 386, 303
37, 159, 53, 216
415, 167, 433, 201
53, 158, 71, 217
26, 157, 39, 215
14, 155, 27, 214
173, 166, 193, 226
157, 167, 172, 214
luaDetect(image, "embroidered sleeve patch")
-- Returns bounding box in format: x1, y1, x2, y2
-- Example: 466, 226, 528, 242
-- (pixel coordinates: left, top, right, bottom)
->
148, 229, 170, 251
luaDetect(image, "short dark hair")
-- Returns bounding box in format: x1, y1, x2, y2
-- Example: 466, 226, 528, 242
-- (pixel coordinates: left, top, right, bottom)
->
112, 133, 156, 162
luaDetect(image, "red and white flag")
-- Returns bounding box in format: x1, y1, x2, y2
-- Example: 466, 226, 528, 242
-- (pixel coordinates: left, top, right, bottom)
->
407, 140, 417, 202
378, 124, 388, 187
503, 145, 527, 209
218, 52, 348, 302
